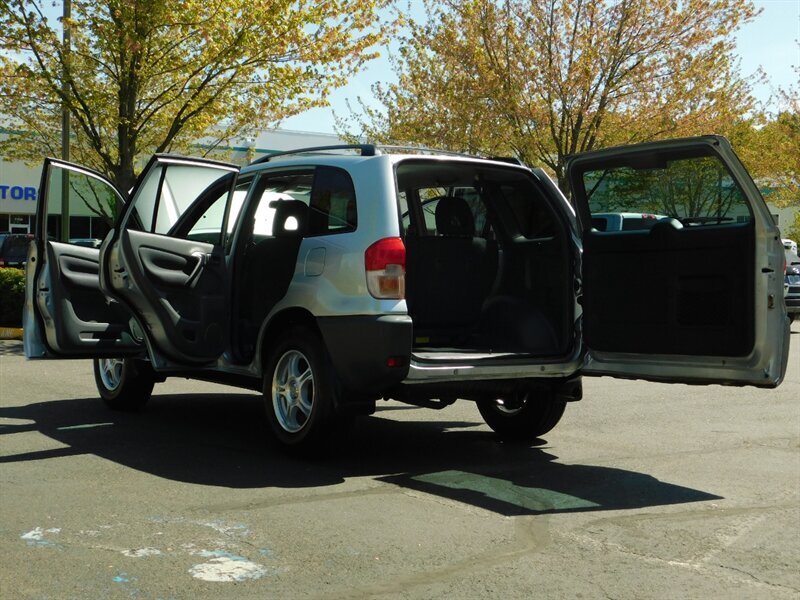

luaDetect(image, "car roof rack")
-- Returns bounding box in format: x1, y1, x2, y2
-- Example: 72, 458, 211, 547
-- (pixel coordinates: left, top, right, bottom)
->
374, 144, 478, 158
488, 156, 525, 166
249, 143, 526, 165
380, 146, 526, 166
250, 144, 377, 164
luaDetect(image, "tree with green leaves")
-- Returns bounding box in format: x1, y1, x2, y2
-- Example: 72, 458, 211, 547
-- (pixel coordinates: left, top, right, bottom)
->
345, 0, 760, 198
0, 0, 391, 197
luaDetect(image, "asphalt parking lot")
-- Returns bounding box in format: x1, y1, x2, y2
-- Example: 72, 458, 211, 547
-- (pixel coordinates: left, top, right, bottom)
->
1, 324, 798, 599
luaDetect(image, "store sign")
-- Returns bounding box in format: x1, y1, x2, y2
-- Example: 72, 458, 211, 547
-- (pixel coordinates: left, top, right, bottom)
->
0, 183, 37, 201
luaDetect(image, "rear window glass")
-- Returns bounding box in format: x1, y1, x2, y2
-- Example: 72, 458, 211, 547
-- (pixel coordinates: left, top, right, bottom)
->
580, 153, 752, 230
0, 236, 27, 253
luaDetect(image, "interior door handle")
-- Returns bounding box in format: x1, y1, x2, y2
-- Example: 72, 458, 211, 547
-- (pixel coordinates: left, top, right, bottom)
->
185, 251, 207, 286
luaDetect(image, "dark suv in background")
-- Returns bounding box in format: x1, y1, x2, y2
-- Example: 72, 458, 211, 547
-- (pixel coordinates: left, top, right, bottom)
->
0, 233, 32, 268
784, 241, 800, 324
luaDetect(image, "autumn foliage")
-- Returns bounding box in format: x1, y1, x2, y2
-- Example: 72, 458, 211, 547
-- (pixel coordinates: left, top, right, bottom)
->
347, 0, 763, 197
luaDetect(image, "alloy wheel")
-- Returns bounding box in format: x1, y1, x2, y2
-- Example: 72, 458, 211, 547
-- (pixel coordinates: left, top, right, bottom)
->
98, 358, 124, 391
271, 349, 315, 433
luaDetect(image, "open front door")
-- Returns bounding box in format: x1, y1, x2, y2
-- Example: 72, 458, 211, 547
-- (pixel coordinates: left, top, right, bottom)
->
101, 156, 239, 367
24, 159, 141, 359
570, 136, 788, 388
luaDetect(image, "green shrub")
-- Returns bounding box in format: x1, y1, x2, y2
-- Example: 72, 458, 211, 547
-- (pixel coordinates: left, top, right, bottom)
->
0, 268, 25, 327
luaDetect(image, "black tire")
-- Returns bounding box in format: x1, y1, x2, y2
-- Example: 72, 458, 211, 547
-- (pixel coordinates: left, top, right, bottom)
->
262, 327, 340, 452
477, 391, 566, 441
93, 358, 155, 411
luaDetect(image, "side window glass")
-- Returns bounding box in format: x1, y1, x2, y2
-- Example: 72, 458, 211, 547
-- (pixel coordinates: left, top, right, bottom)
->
581, 154, 752, 231
398, 190, 410, 234
308, 167, 357, 236
44, 163, 121, 245
417, 187, 446, 235
453, 187, 491, 238
503, 182, 556, 238
401, 187, 445, 236
248, 170, 314, 238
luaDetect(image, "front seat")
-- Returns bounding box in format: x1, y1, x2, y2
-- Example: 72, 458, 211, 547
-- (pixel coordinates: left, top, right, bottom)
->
243, 199, 309, 329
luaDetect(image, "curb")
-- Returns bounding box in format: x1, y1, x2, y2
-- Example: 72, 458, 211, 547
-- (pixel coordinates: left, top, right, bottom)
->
0, 327, 23, 340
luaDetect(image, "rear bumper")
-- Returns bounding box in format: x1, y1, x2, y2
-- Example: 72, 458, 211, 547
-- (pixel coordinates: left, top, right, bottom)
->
317, 314, 412, 396
405, 350, 583, 383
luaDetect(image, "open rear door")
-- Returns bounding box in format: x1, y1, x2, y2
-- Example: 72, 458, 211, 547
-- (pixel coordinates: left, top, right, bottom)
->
24, 159, 142, 358
101, 156, 239, 368
570, 136, 788, 388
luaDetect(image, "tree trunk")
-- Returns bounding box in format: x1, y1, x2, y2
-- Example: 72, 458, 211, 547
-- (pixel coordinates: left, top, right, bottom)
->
113, 163, 137, 203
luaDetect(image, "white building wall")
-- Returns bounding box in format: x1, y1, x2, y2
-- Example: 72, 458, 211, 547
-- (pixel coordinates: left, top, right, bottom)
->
0, 128, 346, 232
0, 156, 40, 230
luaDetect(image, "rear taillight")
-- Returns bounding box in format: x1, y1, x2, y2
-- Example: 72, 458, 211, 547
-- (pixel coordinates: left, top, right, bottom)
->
365, 237, 405, 299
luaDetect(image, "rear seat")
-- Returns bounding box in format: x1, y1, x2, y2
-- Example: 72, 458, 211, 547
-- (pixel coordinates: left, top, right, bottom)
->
406, 196, 497, 340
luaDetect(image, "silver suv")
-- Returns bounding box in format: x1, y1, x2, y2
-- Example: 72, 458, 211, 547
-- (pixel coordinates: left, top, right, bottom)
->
24, 136, 790, 451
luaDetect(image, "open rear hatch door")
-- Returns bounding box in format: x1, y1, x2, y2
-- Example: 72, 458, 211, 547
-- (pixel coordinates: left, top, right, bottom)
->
570, 136, 788, 388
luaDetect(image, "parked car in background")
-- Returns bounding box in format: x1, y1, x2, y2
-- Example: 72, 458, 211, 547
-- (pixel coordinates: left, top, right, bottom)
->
0, 232, 32, 268
590, 212, 671, 231
23, 136, 790, 452
785, 243, 800, 324
69, 238, 103, 249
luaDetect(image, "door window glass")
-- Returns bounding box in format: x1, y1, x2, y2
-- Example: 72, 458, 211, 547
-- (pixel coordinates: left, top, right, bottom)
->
44, 163, 122, 244
125, 161, 236, 235
581, 154, 752, 230
184, 184, 231, 244
166, 172, 242, 246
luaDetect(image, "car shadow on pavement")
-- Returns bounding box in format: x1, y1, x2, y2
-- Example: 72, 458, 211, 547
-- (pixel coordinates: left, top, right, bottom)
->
0, 393, 721, 516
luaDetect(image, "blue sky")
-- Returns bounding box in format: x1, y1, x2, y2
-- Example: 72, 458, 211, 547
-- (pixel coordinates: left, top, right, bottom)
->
282, 0, 800, 134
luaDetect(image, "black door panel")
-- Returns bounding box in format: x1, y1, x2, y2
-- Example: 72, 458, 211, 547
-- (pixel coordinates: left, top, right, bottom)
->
38, 242, 141, 355
582, 222, 754, 356
112, 230, 226, 362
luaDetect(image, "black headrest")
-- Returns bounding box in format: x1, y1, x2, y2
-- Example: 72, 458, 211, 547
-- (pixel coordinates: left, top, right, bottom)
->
435, 196, 474, 236
269, 200, 308, 237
